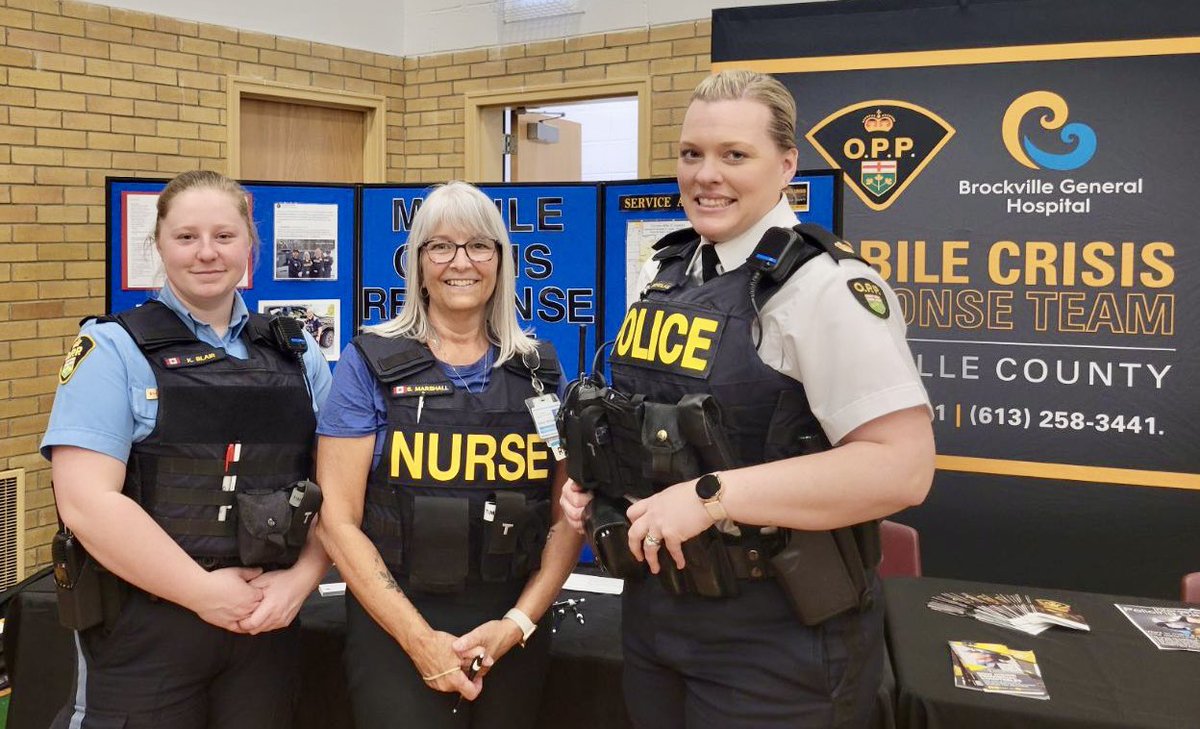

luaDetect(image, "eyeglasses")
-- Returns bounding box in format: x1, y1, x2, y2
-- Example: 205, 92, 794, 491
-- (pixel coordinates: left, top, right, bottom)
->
420, 237, 498, 264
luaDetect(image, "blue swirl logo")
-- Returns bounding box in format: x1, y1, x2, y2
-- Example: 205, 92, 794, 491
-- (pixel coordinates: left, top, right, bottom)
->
1002, 91, 1096, 171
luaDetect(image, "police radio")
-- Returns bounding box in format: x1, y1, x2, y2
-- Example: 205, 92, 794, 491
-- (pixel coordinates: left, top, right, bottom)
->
269, 316, 309, 357
746, 226, 812, 348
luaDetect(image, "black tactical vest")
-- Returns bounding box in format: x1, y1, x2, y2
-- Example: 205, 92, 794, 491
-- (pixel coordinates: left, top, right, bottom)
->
355, 334, 559, 589
110, 301, 316, 563
609, 230, 828, 491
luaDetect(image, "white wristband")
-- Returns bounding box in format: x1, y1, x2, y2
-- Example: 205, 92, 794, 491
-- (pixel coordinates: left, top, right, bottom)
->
503, 607, 537, 646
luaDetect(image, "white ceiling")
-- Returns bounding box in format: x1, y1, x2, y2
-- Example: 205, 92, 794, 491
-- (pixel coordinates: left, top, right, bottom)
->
89, 0, 821, 57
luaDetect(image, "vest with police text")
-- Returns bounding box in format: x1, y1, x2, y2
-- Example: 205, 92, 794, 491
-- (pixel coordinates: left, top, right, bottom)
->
609, 231, 827, 493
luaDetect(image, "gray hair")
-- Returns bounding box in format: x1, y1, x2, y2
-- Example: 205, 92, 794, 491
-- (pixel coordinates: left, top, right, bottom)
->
366, 181, 537, 365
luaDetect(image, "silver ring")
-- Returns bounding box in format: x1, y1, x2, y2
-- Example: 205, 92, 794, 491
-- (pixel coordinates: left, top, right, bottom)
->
643, 534, 662, 546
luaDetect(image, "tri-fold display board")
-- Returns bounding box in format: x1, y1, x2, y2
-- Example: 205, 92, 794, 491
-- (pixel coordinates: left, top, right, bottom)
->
106, 172, 841, 379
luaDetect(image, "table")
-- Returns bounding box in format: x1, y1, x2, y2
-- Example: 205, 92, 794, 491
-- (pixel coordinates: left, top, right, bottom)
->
3, 572, 897, 729
884, 577, 1200, 729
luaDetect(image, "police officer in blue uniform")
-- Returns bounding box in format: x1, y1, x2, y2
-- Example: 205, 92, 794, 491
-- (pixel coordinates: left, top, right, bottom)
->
42, 170, 333, 729
316, 181, 582, 729
561, 71, 936, 728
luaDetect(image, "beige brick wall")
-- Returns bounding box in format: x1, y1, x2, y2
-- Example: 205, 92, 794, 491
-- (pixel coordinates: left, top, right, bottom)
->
398, 20, 712, 182
1, 0, 711, 574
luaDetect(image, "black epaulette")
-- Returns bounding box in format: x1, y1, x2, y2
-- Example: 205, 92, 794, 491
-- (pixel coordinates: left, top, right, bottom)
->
353, 333, 437, 384
108, 300, 198, 352
651, 226, 700, 262
793, 223, 867, 265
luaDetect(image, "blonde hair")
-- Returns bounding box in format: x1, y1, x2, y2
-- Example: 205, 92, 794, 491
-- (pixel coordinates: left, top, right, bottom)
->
691, 70, 797, 152
366, 181, 537, 365
153, 169, 260, 263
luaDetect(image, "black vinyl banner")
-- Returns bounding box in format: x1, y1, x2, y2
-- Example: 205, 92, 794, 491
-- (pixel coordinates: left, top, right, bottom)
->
714, 0, 1200, 597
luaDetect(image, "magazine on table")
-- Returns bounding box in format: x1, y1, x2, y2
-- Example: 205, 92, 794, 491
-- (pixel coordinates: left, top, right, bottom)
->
929, 592, 1089, 635
1115, 604, 1200, 652
949, 641, 1049, 700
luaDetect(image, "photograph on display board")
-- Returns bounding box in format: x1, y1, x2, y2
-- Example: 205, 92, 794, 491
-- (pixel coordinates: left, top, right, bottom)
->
258, 298, 341, 361
272, 202, 339, 281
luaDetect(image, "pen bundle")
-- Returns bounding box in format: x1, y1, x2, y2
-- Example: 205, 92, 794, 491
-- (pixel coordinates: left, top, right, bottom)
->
928, 592, 1089, 635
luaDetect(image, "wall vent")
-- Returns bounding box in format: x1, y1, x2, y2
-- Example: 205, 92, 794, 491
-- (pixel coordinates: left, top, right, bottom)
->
0, 468, 26, 591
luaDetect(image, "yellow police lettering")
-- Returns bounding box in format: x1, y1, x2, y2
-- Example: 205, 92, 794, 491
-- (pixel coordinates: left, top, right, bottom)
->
658, 313, 688, 365
465, 434, 496, 481
680, 317, 719, 371
853, 280, 883, 296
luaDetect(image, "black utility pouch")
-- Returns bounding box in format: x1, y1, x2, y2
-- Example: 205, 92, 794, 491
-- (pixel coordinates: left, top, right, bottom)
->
52, 529, 105, 631
680, 529, 739, 599
641, 402, 701, 484
480, 492, 526, 582
409, 496, 469, 593
769, 530, 860, 626
510, 499, 550, 578
586, 495, 645, 581
236, 490, 297, 567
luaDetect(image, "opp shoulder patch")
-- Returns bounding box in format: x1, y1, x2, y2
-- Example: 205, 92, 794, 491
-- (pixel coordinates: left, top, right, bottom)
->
59, 334, 96, 384
846, 278, 890, 319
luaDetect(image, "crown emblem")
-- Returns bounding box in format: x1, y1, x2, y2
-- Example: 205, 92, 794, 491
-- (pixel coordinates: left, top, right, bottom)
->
863, 110, 896, 133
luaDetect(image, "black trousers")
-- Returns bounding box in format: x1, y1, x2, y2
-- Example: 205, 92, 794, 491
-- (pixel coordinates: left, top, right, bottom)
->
51, 589, 300, 729
344, 581, 553, 729
621, 575, 885, 729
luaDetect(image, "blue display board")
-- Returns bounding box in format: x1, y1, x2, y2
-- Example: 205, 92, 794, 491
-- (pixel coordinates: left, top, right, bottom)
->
359, 183, 601, 379
105, 178, 357, 367
600, 170, 841, 349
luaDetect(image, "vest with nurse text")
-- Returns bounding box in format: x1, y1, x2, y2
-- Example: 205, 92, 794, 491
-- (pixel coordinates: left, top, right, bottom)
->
354, 334, 560, 582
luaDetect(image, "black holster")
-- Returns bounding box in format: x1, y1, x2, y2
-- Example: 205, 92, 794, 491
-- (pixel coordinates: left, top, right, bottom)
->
235, 479, 322, 568
52, 528, 123, 632
658, 528, 739, 598
584, 494, 645, 581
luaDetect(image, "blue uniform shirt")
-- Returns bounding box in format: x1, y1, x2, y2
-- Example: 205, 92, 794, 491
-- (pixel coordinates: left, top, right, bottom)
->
41, 286, 333, 463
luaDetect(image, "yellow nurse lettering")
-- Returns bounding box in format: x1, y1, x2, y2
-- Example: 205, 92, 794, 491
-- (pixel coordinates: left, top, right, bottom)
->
428, 433, 462, 482
680, 317, 719, 371
498, 433, 527, 480
465, 434, 497, 481
527, 433, 550, 480
391, 431, 423, 479
658, 313, 688, 364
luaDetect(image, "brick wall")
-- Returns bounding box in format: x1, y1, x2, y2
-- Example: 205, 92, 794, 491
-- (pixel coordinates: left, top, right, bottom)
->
0, 0, 711, 573
398, 20, 712, 182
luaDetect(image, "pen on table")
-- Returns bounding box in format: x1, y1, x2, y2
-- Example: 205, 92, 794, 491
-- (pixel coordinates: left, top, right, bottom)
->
451, 654, 485, 714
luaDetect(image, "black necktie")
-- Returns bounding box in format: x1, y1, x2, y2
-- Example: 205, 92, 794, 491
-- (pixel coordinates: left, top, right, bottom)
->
700, 244, 720, 283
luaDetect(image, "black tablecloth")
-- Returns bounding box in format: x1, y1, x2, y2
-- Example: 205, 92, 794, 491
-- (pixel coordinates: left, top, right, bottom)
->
0, 573, 630, 729
3, 573, 896, 729
884, 577, 1200, 729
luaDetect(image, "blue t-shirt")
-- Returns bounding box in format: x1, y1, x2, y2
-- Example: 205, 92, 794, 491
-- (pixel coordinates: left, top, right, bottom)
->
317, 340, 567, 469
41, 286, 333, 462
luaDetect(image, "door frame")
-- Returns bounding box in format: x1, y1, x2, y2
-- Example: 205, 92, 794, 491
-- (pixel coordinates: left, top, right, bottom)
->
464, 78, 652, 182
228, 77, 388, 182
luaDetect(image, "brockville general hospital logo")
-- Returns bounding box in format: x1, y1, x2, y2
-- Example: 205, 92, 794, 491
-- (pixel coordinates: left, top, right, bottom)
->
806, 100, 955, 212
1002, 91, 1097, 171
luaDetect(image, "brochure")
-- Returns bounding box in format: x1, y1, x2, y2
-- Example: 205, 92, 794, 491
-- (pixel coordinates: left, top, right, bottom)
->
949, 641, 1049, 699
929, 591, 1089, 634
1115, 604, 1200, 652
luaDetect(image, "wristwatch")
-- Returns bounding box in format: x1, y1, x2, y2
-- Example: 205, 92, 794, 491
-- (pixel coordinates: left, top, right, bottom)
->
695, 472, 728, 522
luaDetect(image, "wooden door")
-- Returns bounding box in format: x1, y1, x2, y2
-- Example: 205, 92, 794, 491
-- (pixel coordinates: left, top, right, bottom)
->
510, 112, 582, 182
240, 98, 365, 183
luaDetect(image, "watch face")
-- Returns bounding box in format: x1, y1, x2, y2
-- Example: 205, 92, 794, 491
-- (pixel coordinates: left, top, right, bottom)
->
696, 473, 722, 500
